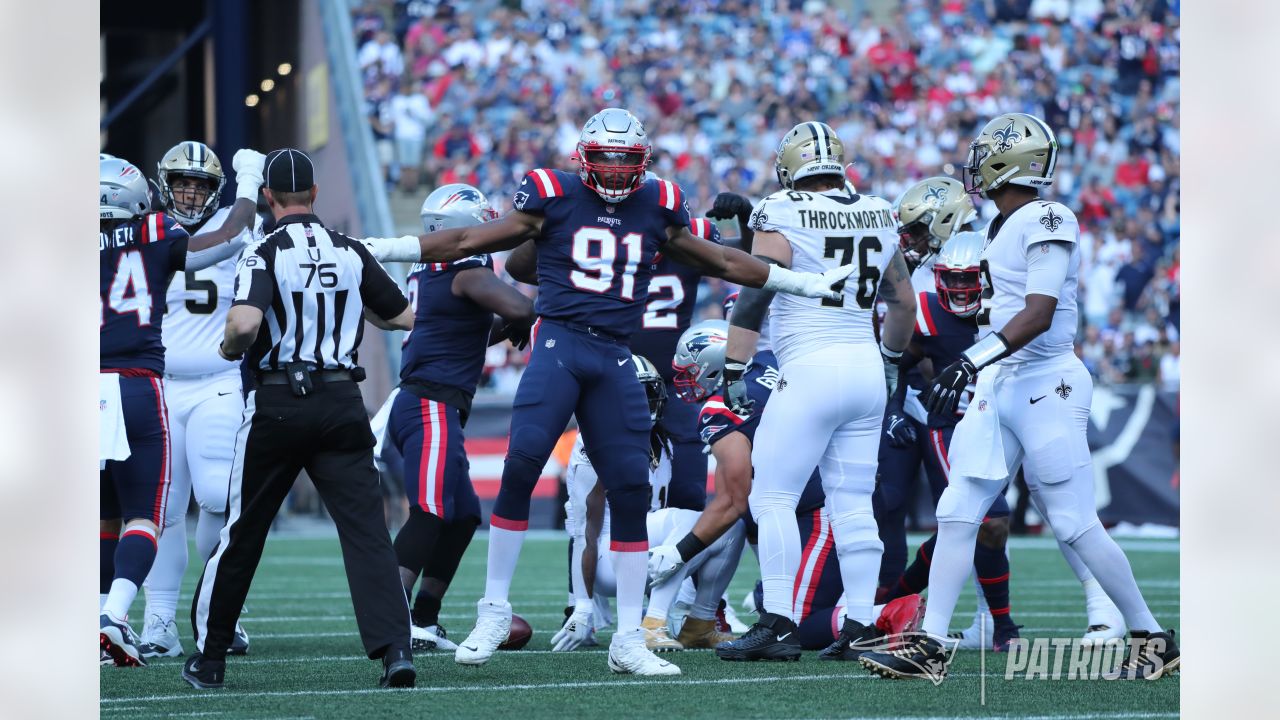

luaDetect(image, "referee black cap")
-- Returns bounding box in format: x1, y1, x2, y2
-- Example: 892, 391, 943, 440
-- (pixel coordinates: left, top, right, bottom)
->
264, 148, 314, 192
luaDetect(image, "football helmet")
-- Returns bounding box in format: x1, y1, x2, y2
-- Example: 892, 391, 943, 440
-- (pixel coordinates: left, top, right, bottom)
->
963, 113, 1058, 198
894, 177, 976, 255
100, 157, 151, 220
576, 108, 652, 203
156, 141, 226, 226
420, 183, 498, 233
932, 231, 986, 317
632, 354, 667, 424
774, 121, 845, 189
672, 320, 729, 403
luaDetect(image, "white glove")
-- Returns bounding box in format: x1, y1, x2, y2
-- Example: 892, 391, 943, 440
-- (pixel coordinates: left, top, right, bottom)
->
761, 263, 856, 301
357, 236, 422, 264
551, 599, 594, 652
647, 544, 685, 585
233, 149, 266, 202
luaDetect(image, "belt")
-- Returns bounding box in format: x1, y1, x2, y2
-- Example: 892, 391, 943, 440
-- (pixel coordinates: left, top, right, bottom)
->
257, 369, 356, 385
541, 317, 627, 344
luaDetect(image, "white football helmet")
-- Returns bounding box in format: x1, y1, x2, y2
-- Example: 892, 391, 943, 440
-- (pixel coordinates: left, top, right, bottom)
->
672, 320, 729, 403
100, 157, 151, 220
576, 108, 652, 203
420, 183, 498, 232
932, 230, 986, 317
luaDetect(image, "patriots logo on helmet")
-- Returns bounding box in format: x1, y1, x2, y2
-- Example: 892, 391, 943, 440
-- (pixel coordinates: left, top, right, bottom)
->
441, 188, 483, 208
1039, 208, 1063, 233
991, 120, 1022, 153
922, 184, 948, 205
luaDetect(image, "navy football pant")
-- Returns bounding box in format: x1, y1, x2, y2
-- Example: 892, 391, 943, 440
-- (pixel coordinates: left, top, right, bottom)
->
100, 375, 172, 526
661, 387, 707, 511
493, 321, 652, 544
388, 392, 480, 522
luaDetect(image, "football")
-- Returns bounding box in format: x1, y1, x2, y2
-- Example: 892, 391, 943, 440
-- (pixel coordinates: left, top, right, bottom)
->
499, 613, 533, 650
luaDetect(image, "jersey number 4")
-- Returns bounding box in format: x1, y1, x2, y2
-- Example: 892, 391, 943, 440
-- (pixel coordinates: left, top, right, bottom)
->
569, 227, 643, 300
102, 250, 152, 326
822, 236, 882, 309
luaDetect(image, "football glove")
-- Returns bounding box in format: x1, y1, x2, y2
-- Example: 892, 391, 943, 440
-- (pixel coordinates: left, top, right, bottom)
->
884, 405, 917, 449
706, 192, 754, 223
723, 359, 753, 415
647, 544, 685, 586
924, 358, 977, 416
881, 342, 902, 399
761, 263, 855, 301
551, 600, 594, 652
232, 149, 266, 201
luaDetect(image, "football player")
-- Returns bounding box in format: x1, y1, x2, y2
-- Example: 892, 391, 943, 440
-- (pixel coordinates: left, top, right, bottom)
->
138, 141, 259, 659
99, 151, 264, 666
555, 355, 744, 654
860, 113, 1178, 681
360, 107, 855, 676
717, 122, 916, 662
380, 184, 535, 652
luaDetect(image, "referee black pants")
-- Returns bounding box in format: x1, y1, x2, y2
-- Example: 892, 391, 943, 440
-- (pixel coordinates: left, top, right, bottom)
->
190, 381, 409, 661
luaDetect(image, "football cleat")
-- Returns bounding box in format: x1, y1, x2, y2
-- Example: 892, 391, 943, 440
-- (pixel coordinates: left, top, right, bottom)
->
1082, 598, 1126, 646
379, 647, 416, 688
1104, 630, 1180, 680
876, 594, 926, 637
715, 612, 801, 662
181, 652, 224, 689
819, 618, 883, 661
411, 623, 457, 651
99, 649, 112, 666
139, 614, 184, 658
608, 628, 681, 676
226, 622, 249, 655
947, 610, 992, 650
676, 616, 735, 649
100, 613, 146, 667
454, 599, 512, 666
860, 634, 950, 681
641, 616, 684, 652
718, 597, 750, 634
992, 622, 1022, 652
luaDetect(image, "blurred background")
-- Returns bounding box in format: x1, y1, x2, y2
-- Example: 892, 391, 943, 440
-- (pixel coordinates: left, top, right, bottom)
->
100, 0, 1180, 533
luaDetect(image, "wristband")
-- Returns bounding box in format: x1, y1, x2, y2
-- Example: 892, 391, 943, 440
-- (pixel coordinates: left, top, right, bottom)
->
218, 343, 244, 362
676, 532, 708, 562
961, 331, 1011, 370
880, 342, 903, 362
723, 358, 747, 382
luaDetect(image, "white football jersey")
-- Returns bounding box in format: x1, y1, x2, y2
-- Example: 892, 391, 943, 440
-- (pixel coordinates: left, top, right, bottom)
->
749, 187, 899, 365
569, 434, 672, 512
980, 200, 1080, 365
162, 207, 263, 376
910, 253, 937, 295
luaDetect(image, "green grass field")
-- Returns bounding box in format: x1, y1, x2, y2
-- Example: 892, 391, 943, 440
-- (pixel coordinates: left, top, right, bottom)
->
100, 531, 1179, 719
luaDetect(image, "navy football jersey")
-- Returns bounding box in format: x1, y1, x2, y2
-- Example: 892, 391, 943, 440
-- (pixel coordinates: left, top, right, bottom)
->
100, 212, 191, 374
399, 254, 494, 398
630, 217, 721, 382
512, 169, 691, 340
914, 291, 979, 428
697, 349, 824, 513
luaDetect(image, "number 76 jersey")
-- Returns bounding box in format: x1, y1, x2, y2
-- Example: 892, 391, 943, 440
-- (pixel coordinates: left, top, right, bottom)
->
747, 188, 899, 365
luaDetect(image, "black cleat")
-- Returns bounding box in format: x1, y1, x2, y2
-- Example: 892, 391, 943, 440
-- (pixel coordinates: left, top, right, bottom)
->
182, 653, 225, 689
819, 618, 883, 661
1104, 630, 1180, 680
380, 647, 416, 688
992, 622, 1022, 652
715, 612, 801, 662
859, 634, 950, 681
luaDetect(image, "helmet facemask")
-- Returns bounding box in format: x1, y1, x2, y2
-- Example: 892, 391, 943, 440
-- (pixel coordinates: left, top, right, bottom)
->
672, 361, 718, 403
933, 265, 983, 317
578, 145, 650, 203
962, 141, 993, 197
163, 173, 220, 226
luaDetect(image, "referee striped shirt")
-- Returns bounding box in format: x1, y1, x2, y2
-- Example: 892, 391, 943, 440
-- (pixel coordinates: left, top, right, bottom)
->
232, 213, 408, 372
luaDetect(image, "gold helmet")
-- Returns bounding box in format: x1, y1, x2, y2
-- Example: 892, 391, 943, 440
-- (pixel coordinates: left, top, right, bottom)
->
156, 141, 226, 226
962, 113, 1058, 198
774, 121, 845, 189
894, 177, 977, 254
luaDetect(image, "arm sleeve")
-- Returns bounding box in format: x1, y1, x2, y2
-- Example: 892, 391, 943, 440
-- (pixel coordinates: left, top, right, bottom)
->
231, 241, 275, 311
1024, 240, 1074, 299
351, 239, 411, 319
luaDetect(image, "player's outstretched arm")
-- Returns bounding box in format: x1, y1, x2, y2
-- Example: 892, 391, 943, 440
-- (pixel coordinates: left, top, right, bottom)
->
663, 225, 853, 299
187, 149, 267, 262
358, 211, 545, 264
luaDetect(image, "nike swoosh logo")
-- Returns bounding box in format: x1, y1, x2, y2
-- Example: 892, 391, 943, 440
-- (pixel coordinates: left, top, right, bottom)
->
462, 644, 479, 652
617, 358, 628, 366
1029, 396, 1046, 404
777, 632, 791, 641
218, 391, 234, 396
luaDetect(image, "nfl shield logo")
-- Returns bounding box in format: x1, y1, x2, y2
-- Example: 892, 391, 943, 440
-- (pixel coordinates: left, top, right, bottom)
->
978, 400, 987, 412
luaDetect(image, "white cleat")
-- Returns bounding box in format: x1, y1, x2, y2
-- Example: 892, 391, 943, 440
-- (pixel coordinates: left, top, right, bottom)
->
412, 623, 458, 651
138, 614, 184, 658
608, 628, 681, 676
1082, 600, 1126, 646
948, 611, 992, 650
454, 599, 511, 666
720, 595, 750, 634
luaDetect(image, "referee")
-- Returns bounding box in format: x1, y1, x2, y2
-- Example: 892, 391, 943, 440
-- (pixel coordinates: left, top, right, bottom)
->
183, 149, 416, 690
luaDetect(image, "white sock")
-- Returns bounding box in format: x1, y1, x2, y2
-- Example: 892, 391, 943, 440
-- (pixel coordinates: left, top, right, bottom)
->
1067, 525, 1161, 633
482, 525, 526, 604
677, 578, 697, 607
144, 522, 187, 623
195, 509, 224, 561
613, 549, 647, 634
755, 507, 801, 620
920, 520, 981, 638
103, 578, 140, 622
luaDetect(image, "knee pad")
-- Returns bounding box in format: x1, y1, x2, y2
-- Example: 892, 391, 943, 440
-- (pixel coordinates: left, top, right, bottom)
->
830, 509, 882, 555
935, 476, 1002, 525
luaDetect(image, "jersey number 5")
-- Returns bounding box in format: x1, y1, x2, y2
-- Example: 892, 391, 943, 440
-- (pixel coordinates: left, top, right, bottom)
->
184, 271, 217, 315
822, 236, 881, 309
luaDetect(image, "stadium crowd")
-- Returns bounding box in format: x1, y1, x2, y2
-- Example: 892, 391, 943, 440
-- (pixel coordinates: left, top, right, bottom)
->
353, 0, 1179, 391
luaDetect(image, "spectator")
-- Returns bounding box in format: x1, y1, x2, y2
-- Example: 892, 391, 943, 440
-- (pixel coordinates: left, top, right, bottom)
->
388, 79, 433, 194
1158, 341, 1180, 393
358, 30, 404, 80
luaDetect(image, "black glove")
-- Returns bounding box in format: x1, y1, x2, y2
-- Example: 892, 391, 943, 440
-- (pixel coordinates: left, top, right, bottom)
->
707, 192, 753, 223
502, 317, 533, 351
884, 404, 917, 449
924, 357, 978, 416
723, 358, 753, 415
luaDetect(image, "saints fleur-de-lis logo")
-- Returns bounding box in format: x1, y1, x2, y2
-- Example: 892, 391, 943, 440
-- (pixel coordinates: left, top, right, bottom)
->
991, 120, 1022, 153
1040, 208, 1063, 233
1055, 379, 1072, 399
922, 184, 947, 206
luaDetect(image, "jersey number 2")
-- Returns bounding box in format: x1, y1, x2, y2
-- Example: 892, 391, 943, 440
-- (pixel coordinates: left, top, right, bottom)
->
103, 250, 152, 326
642, 275, 684, 329
822, 236, 881, 309
570, 227, 643, 300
